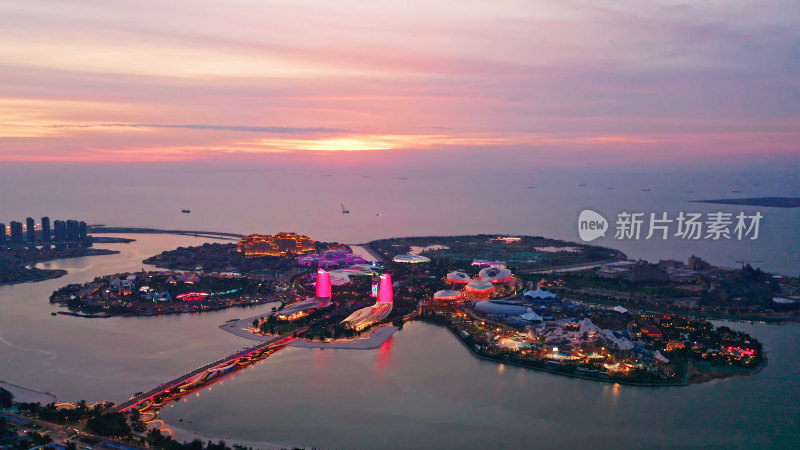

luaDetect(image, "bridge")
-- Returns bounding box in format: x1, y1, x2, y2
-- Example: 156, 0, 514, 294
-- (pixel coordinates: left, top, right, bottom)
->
107, 328, 307, 415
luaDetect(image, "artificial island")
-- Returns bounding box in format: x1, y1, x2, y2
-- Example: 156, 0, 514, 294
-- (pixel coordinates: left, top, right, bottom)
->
4, 231, 798, 449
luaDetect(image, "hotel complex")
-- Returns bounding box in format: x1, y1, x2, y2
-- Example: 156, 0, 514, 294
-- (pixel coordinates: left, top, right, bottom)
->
237, 232, 315, 257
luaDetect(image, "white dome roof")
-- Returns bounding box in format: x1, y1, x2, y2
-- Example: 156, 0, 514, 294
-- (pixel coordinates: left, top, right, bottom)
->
393, 254, 431, 263
466, 280, 495, 293
479, 267, 512, 283
446, 271, 471, 283
433, 290, 462, 301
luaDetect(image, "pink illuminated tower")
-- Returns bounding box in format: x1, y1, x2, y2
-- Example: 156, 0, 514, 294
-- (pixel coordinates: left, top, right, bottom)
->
315, 269, 331, 298
377, 273, 393, 303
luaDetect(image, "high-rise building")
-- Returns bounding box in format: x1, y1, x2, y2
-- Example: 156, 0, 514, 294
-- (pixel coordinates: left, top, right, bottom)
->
66, 220, 80, 242
315, 269, 332, 298
0, 223, 6, 243
53, 220, 67, 242
377, 273, 394, 303
26, 217, 35, 242
10, 221, 24, 243
78, 221, 87, 241
41, 217, 51, 242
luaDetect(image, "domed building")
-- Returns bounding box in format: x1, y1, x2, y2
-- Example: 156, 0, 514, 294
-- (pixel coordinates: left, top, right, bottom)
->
465, 280, 495, 296
392, 254, 431, 263
446, 271, 471, 284
479, 267, 513, 284
474, 300, 529, 316
433, 290, 462, 301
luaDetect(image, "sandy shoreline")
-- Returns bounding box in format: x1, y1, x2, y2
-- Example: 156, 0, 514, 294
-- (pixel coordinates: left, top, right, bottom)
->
0, 380, 57, 404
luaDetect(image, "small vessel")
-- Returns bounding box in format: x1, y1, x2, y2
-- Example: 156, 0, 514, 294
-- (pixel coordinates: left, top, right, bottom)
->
685, 190, 694, 194
398, 177, 408, 180
51, 312, 57, 316
641, 189, 651, 192
607, 187, 614, 190
527, 186, 535, 189
732, 190, 743, 193
376, 213, 382, 216
181, 209, 191, 214
341, 203, 350, 214
578, 184, 587, 187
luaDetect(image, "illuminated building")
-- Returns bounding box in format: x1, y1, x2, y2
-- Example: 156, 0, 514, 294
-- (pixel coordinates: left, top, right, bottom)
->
342, 273, 394, 330
176, 292, 210, 301
377, 273, 393, 303
0, 223, 5, 243
474, 300, 529, 315
392, 254, 431, 263
433, 290, 462, 301
446, 271, 471, 284
490, 236, 522, 243
465, 280, 495, 295
478, 267, 513, 284
237, 232, 315, 257
316, 269, 331, 298
277, 269, 332, 319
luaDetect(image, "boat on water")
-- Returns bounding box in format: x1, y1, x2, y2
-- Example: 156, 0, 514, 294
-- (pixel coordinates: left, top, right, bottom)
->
642, 189, 651, 192
578, 184, 587, 187
527, 186, 535, 189
398, 177, 408, 180
181, 209, 191, 213
341, 203, 350, 214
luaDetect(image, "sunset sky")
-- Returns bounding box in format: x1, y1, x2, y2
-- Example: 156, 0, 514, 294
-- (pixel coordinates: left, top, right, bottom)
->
1, 0, 798, 165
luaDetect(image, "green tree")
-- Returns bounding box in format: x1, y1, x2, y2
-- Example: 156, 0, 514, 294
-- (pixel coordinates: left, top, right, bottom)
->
86, 412, 132, 438
0, 387, 12, 408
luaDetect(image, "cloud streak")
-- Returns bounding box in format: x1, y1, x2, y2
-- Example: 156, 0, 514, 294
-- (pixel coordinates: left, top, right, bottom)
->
45, 123, 351, 134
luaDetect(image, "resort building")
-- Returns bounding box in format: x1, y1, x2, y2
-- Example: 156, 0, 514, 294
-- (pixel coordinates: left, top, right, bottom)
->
446, 271, 471, 284
237, 232, 315, 257
392, 254, 431, 263
277, 269, 333, 320
478, 267, 513, 284
342, 273, 394, 330
522, 288, 559, 301
433, 290, 462, 301
465, 280, 495, 296
474, 299, 529, 316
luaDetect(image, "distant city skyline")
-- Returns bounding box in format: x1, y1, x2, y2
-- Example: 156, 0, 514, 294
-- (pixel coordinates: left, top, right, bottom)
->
0, 0, 798, 166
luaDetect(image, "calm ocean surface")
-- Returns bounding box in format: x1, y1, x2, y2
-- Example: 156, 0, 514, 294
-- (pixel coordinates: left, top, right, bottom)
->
1, 164, 798, 273
1, 164, 799, 448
